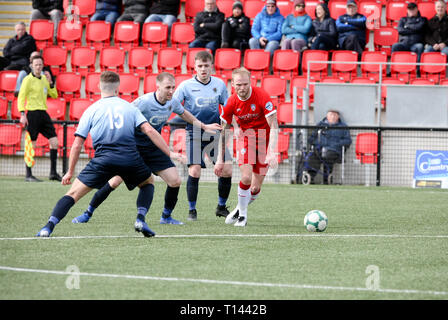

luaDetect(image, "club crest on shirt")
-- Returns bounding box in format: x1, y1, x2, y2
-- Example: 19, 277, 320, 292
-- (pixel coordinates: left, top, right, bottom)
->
250, 104, 256, 111
265, 102, 273, 111
213, 88, 217, 93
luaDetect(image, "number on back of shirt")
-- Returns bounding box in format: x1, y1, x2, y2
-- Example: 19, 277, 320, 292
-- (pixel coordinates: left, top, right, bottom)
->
106, 108, 123, 130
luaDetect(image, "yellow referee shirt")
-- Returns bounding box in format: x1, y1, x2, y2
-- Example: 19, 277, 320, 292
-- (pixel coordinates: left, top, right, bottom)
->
17, 72, 58, 113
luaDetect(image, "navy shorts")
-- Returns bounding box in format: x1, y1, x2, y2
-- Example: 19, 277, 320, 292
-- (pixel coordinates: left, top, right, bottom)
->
186, 129, 232, 168
26, 110, 57, 141
137, 145, 175, 174
77, 154, 151, 190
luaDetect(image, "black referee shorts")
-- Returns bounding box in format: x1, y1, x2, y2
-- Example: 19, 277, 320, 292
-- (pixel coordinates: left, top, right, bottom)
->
26, 110, 57, 141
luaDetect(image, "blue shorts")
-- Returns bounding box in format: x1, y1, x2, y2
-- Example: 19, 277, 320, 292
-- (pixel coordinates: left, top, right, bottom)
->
137, 145, 175, 174
77, 153, 151, 190
186, 129, 232, 168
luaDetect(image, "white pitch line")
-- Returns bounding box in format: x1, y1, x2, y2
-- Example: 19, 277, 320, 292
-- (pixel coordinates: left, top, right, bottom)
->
0, 265, 446, 297
1, 233, 448, 241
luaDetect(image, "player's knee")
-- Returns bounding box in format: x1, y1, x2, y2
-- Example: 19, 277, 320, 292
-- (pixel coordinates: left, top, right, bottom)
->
240, 175, 251, 186
167, 176, 182, 188
221, 164, 233, 177
108, 176, 123, 189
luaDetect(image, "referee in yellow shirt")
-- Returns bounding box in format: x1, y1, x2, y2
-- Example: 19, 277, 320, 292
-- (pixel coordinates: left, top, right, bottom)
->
18, 55, 61, 182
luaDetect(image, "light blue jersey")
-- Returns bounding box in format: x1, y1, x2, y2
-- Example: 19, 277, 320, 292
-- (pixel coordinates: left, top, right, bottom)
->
133, 92, 185, 148
173, 76, 228, 131
76, 96, 147, 157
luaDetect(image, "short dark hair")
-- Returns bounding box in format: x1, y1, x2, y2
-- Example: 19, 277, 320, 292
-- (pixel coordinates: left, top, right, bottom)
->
100, 71, 120, 84
156, 72, 175, 84
30, 55, 43, 64
194, 50, 213, 63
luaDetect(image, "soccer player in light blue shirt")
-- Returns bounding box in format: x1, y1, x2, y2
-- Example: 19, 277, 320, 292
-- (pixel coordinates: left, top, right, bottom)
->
36, 71, 181, 238
72, 73, 221, 226
173, 50, 233, 221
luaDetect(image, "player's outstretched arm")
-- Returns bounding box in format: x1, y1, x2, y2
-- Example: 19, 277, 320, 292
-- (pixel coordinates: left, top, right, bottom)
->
179, 110, 222, 134
63, 136, 84, 185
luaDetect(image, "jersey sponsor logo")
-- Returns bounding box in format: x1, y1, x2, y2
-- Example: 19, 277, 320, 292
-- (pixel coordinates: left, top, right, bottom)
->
149, 115, 169, 126
195, 96, 219, 108
265, 102, 273, 111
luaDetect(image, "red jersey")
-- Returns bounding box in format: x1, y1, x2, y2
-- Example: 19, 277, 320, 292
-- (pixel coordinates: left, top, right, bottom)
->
220, 87, 276, 132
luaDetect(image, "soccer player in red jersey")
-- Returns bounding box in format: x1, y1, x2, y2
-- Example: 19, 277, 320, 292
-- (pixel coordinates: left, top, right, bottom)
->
214, 67, 279, 227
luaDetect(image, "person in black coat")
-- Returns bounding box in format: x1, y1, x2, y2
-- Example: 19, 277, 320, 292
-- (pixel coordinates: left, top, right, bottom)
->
117, 0, 151, 26
392, 2, 427, 61
189, 0, 225, 54
424, 0, 448, 56
30, 0, 64, 39
0, 22, 37, 71
221, 1, 251, 51
145, 0, 180, 32
308, 2, 337, 50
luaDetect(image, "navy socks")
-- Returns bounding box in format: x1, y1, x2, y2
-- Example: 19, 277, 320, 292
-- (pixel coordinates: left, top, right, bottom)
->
136, 183, 155, 221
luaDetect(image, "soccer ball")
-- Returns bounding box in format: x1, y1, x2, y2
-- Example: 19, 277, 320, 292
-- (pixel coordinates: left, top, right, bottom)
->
304, 210, 328, 232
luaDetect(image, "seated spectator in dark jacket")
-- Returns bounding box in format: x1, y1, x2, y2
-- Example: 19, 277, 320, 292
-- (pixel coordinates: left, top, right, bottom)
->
307, 110, 352, 184
117, 0, 151, 26
30, 0, 64, 41
308, 2, 337, 50
392, 3, 427, 61
189, 0, 225, 54
221, 1, 251, 51
90, 0, 121, 28
0, 22, 37, 71
145, 0, 179, 33
335, 0, 366, 57
424, 0, 448, 56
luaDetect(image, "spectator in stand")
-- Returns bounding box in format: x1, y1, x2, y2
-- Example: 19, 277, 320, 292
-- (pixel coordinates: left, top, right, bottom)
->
335, 0, 366, 57
30, 0, 64, 42
145, 0, 180, 34
117, 0, 151, 26
221, 1, 251, 51
308, 2, 338, 51
392, 3, 427, 62
90, 0, 122, 28
280, 0, 312, 51
189, 0, 225, 54
424, 0, 448, 56
249, 0, 284, 57
0, 22, 36, 71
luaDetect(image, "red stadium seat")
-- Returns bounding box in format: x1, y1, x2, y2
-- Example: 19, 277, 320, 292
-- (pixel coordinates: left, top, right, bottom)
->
361, 51, 387, 81
245, 0, 265, 22
172, 128, 187, 156
305, 0, 319, 19
35, 133, 49, 157
261, 75, 287, 105
69, 98, 92, 120
386, 1, 407, 27
70, 0, 96, 25
410, 78, 435, 85
85, 21, 111, 50
70, 46, 96, 77
84, 134, 95, 158
142, 22, 168, 53
390, 51, 418, 83
57, 19, 83, 50
277, 102, 294, 124
243, 49, 270, 79
157, 47, 183, 74
46, 98, 67, 120
171, 22, 195, 53
185, 1, 204, 22
380, 77, 405, 108
85, 73, 101, 99
277, 1, 294, 17
56, 125, 77, 157
351, 76, 376, 84
30, 19, 54, 50
186, 48, 212, 73
215, 48, 242, 78
290, 76, 314, 106
161, 125, 171, 145
143, 74, 158, 93
0, 96, 7, 119
356, 132, 378, 164
272, 49, 300, 80
0, 123, 22, 155
56, 72, 82, 100
0, 70, 19, 100
99, 47, 125, 72
42, 46, 67, 76
321, 76, 345, 83
373, 27, 399, 56
217, 0, 235, 17
118, 73, 140, 102
114, 21, 140, 50
420, 52, 447, 84
417, 1, 436, 20
277, 132, 290, 163
175, 74, 192, 88
129, 47, 154, 78
331, 50, 358, 82
10, 99, 21, 119
358, 0, 382, 29
329, 0, 347, 20
301, 49, 329, 81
